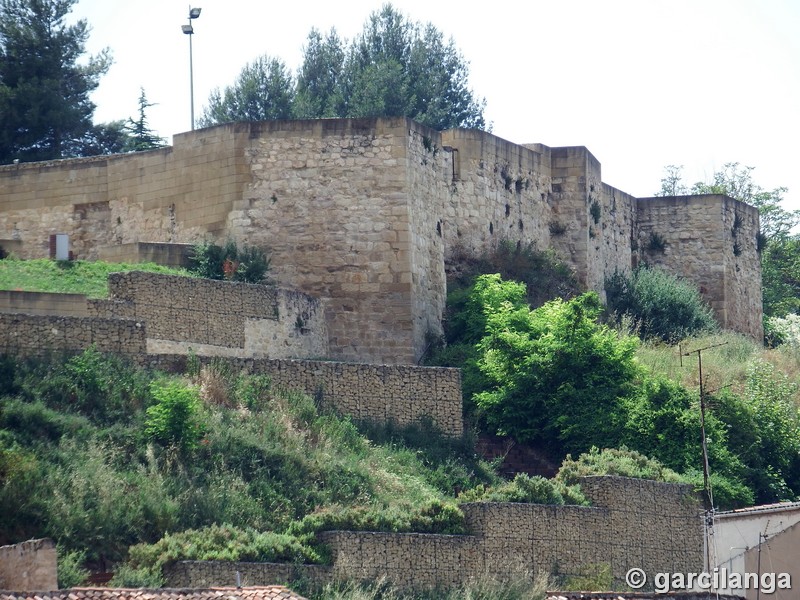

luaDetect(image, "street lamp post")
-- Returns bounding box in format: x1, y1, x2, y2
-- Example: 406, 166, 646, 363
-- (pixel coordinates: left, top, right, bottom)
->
181, 7, 202, 130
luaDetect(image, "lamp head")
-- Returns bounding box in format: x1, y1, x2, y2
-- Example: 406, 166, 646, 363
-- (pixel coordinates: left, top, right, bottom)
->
189, 7, 202, 19
182, 24, 193, 34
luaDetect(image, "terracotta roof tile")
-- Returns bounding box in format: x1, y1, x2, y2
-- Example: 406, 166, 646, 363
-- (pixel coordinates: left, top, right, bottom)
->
0, 588, 307, 600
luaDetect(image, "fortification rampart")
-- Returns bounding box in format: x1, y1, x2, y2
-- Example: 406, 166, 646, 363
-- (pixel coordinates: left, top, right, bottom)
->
164, 476, 703, 591
636, 195, 763, 340
0, 118, 764, 363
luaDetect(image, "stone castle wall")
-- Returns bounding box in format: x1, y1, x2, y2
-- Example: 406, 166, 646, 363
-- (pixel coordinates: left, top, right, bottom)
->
227, 118, 423, 364
164, 476, 703, 591
0, 118, 764, 363
0, 539, 58, 591
636, 195, 763, 340
0, 125, 251, 260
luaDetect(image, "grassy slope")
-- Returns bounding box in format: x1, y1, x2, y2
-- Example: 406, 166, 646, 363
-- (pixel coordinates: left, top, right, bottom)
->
0, 351, 498, 568
635, 331, 800, 404
0, 258, 195, 298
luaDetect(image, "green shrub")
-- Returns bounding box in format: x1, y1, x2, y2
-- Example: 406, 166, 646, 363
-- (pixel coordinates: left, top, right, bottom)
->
126, 524, 321, 571
449, 240, 581, 310
287, 500, 466, 541
0, 441, 45, 545
766, 313, 800, 349
14, 347, 151, 424
682, 469, 755, 510
189, 240, 271, 283
107, 563, 164, 588
427, 241, 580, 375
39, 439, 179, 563
711, 361, 800, 503
458, 473, 588, 506
57, 546, 89, 588
555, 447, 685, 486
560, 562, 612, 592
605, 266, 718, 342
145, 380, 206, 450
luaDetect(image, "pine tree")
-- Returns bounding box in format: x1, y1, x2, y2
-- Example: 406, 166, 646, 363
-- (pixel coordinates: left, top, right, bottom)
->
124, 88, 164, 152
0, 0, 111, 163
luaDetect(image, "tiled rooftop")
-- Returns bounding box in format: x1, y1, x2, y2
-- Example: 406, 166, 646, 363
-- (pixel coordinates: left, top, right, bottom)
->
0, 587, 306, 600
716, 500, 800, 517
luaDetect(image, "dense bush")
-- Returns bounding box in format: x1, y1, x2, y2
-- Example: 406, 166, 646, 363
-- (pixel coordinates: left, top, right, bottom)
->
605, 266, 717, 342
555, 447, 686, 487
766, 313, 800, 349
429, 271, 799, 510
472, 276, 640, 454
145, 380, 206, 450
287, 500, 466, 542
426, 241, 580, 394
448, 240, 581, 310
57, 547, 89, 588
13, 347, 151, 424
458, 473, 588, 506
189, 239, 271, 283
127, 524, 320, 570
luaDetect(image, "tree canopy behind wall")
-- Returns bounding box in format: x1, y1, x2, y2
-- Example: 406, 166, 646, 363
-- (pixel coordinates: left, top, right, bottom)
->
0, 0, 111, 162
199, 3, 487, 131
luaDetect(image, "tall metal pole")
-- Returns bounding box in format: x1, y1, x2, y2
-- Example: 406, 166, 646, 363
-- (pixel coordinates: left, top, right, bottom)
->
182, 7, 201, 131
188, 26, 194, 130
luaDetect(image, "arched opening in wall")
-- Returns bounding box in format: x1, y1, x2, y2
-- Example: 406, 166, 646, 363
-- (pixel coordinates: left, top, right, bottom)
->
436, 221, 442, 237
489, 222, 494, 235
518, 219, 524, 231
505, 204, 510, 217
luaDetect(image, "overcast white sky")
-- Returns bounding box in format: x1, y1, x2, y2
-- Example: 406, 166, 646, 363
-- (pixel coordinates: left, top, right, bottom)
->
71, 0, 800, 210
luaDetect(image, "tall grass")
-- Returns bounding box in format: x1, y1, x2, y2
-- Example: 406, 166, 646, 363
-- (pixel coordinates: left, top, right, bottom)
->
308, 572, 551, 600
635, 330, 800, 404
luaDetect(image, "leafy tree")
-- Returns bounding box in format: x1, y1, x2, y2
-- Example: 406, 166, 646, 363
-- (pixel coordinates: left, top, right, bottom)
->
201, 3, 487, 131
293, 28, 346, 119
761, 236, 800, 317
124, 88, 164, 152
198, 55, 295, 126
471, 275, 639, 453
64, 120, 130, 157
0, 0, 111, 163
337, 4, 486, 129
655, 164, 689, 197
